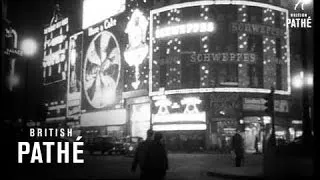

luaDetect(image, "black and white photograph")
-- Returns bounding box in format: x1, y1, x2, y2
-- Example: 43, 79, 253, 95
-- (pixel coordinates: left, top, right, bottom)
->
2, 0, 314, 179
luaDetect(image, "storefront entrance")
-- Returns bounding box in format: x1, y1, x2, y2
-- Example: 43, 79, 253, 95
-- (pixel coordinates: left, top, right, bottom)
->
243, 116, 263, 153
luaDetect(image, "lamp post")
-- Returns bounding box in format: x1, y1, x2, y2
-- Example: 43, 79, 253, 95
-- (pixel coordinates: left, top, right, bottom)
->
292, 71, 313, 143
20, 38, 38, 130
298, 0, 313, 147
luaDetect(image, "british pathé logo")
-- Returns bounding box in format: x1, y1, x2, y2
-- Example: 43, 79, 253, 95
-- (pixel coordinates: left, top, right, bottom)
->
294, 0, 312, 10
287, 0, 312, 28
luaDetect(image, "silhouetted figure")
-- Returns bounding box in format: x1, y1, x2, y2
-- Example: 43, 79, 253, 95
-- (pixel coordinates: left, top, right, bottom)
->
145, 132, 168, 180
131, 129, 154, 180
255, 136, 259, 153
231, 130, 245, 167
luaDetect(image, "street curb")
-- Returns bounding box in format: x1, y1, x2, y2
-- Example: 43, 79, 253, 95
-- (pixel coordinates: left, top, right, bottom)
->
206, 171, 264, 180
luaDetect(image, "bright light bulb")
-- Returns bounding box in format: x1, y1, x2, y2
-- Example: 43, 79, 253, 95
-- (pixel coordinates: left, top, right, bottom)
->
306, 75, 313, 86
292, 75, 303, 88
21, 39, 37, 57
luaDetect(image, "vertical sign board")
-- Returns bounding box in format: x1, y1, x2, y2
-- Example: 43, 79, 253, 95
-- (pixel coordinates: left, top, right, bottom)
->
123, 9, 149, 93
81, 15, 126, 113
81, 8, 151, 112
42, 18, 69, 121
67, 32, 83, 118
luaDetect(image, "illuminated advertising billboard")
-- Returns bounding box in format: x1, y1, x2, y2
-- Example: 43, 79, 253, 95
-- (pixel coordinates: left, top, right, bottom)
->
67, 32, 83, 118
82, 16, 123, 112
151, 94, 206, 131
42, 18, 69, 121
81, 8, 150, 112
43, 18, 69, 85
150, 1, 290, 96
123, 9, 149, 93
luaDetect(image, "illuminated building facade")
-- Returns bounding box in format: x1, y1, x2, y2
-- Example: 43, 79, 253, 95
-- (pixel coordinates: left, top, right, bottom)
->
149, 0, 292, 152
41, 0, 296, 152
42, 0, 153, 140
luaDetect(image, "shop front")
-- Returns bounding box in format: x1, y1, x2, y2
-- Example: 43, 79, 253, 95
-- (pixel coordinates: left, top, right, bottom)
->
209, 119, 241, 153
207, 93, 291, 153
241, 116, 264, 153
125, 95, 151, 140
241, 95, 291, 152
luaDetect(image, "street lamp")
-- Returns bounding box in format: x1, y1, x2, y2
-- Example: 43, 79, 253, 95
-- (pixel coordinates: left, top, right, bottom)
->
292, 71, 313, 88
21, 38, 38, 57
20, 38, 38, 129
291, 70, 313, 147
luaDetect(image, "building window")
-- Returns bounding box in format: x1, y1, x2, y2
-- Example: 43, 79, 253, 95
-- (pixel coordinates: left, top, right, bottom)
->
248, 64, 263, 88
209, 6, 238, 52
180, 35, 200, 53
248, 6, 262, 23
181, 62, 200, 89
159, 64, 167, 88
247, 34, 263, 88
210, 63, 238, 87
181, 6, 200, 22
276, 38, 281, 60
274, 11, 281, 28
276, 63, 282, 90
248, 35, 262, 55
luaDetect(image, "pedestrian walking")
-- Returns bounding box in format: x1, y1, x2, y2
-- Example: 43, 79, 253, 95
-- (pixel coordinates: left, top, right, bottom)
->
131, 129, 154, 180
231, 129, 245, 167
255, 136, 259, 154
145, 132, 169, 180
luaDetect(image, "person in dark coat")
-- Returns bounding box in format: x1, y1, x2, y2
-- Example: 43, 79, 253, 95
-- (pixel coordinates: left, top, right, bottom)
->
231, 129, 245, 167
144, 132, 168, 180
131, 129, 154, 180
255, 136, 259, 154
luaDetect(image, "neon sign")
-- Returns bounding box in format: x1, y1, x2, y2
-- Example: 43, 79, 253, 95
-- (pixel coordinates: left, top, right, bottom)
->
152, 96, 206, 126
43, 17, 69, 85
150, 1, 291, 96
124, 9, 149, 90
155, 22, 215, 39
231, 22, 285, 36
190, 52, 256, 64
87, 18, 117, 37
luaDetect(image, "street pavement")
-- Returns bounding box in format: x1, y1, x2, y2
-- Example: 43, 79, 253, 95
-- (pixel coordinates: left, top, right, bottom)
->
9, 153, 262, 180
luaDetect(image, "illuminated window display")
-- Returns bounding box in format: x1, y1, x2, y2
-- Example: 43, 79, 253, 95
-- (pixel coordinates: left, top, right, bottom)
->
150, 1, 290, 95
130, 103, 151, 140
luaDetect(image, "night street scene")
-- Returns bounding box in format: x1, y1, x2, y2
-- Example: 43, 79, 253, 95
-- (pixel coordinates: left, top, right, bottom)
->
2, 0, 315, 179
